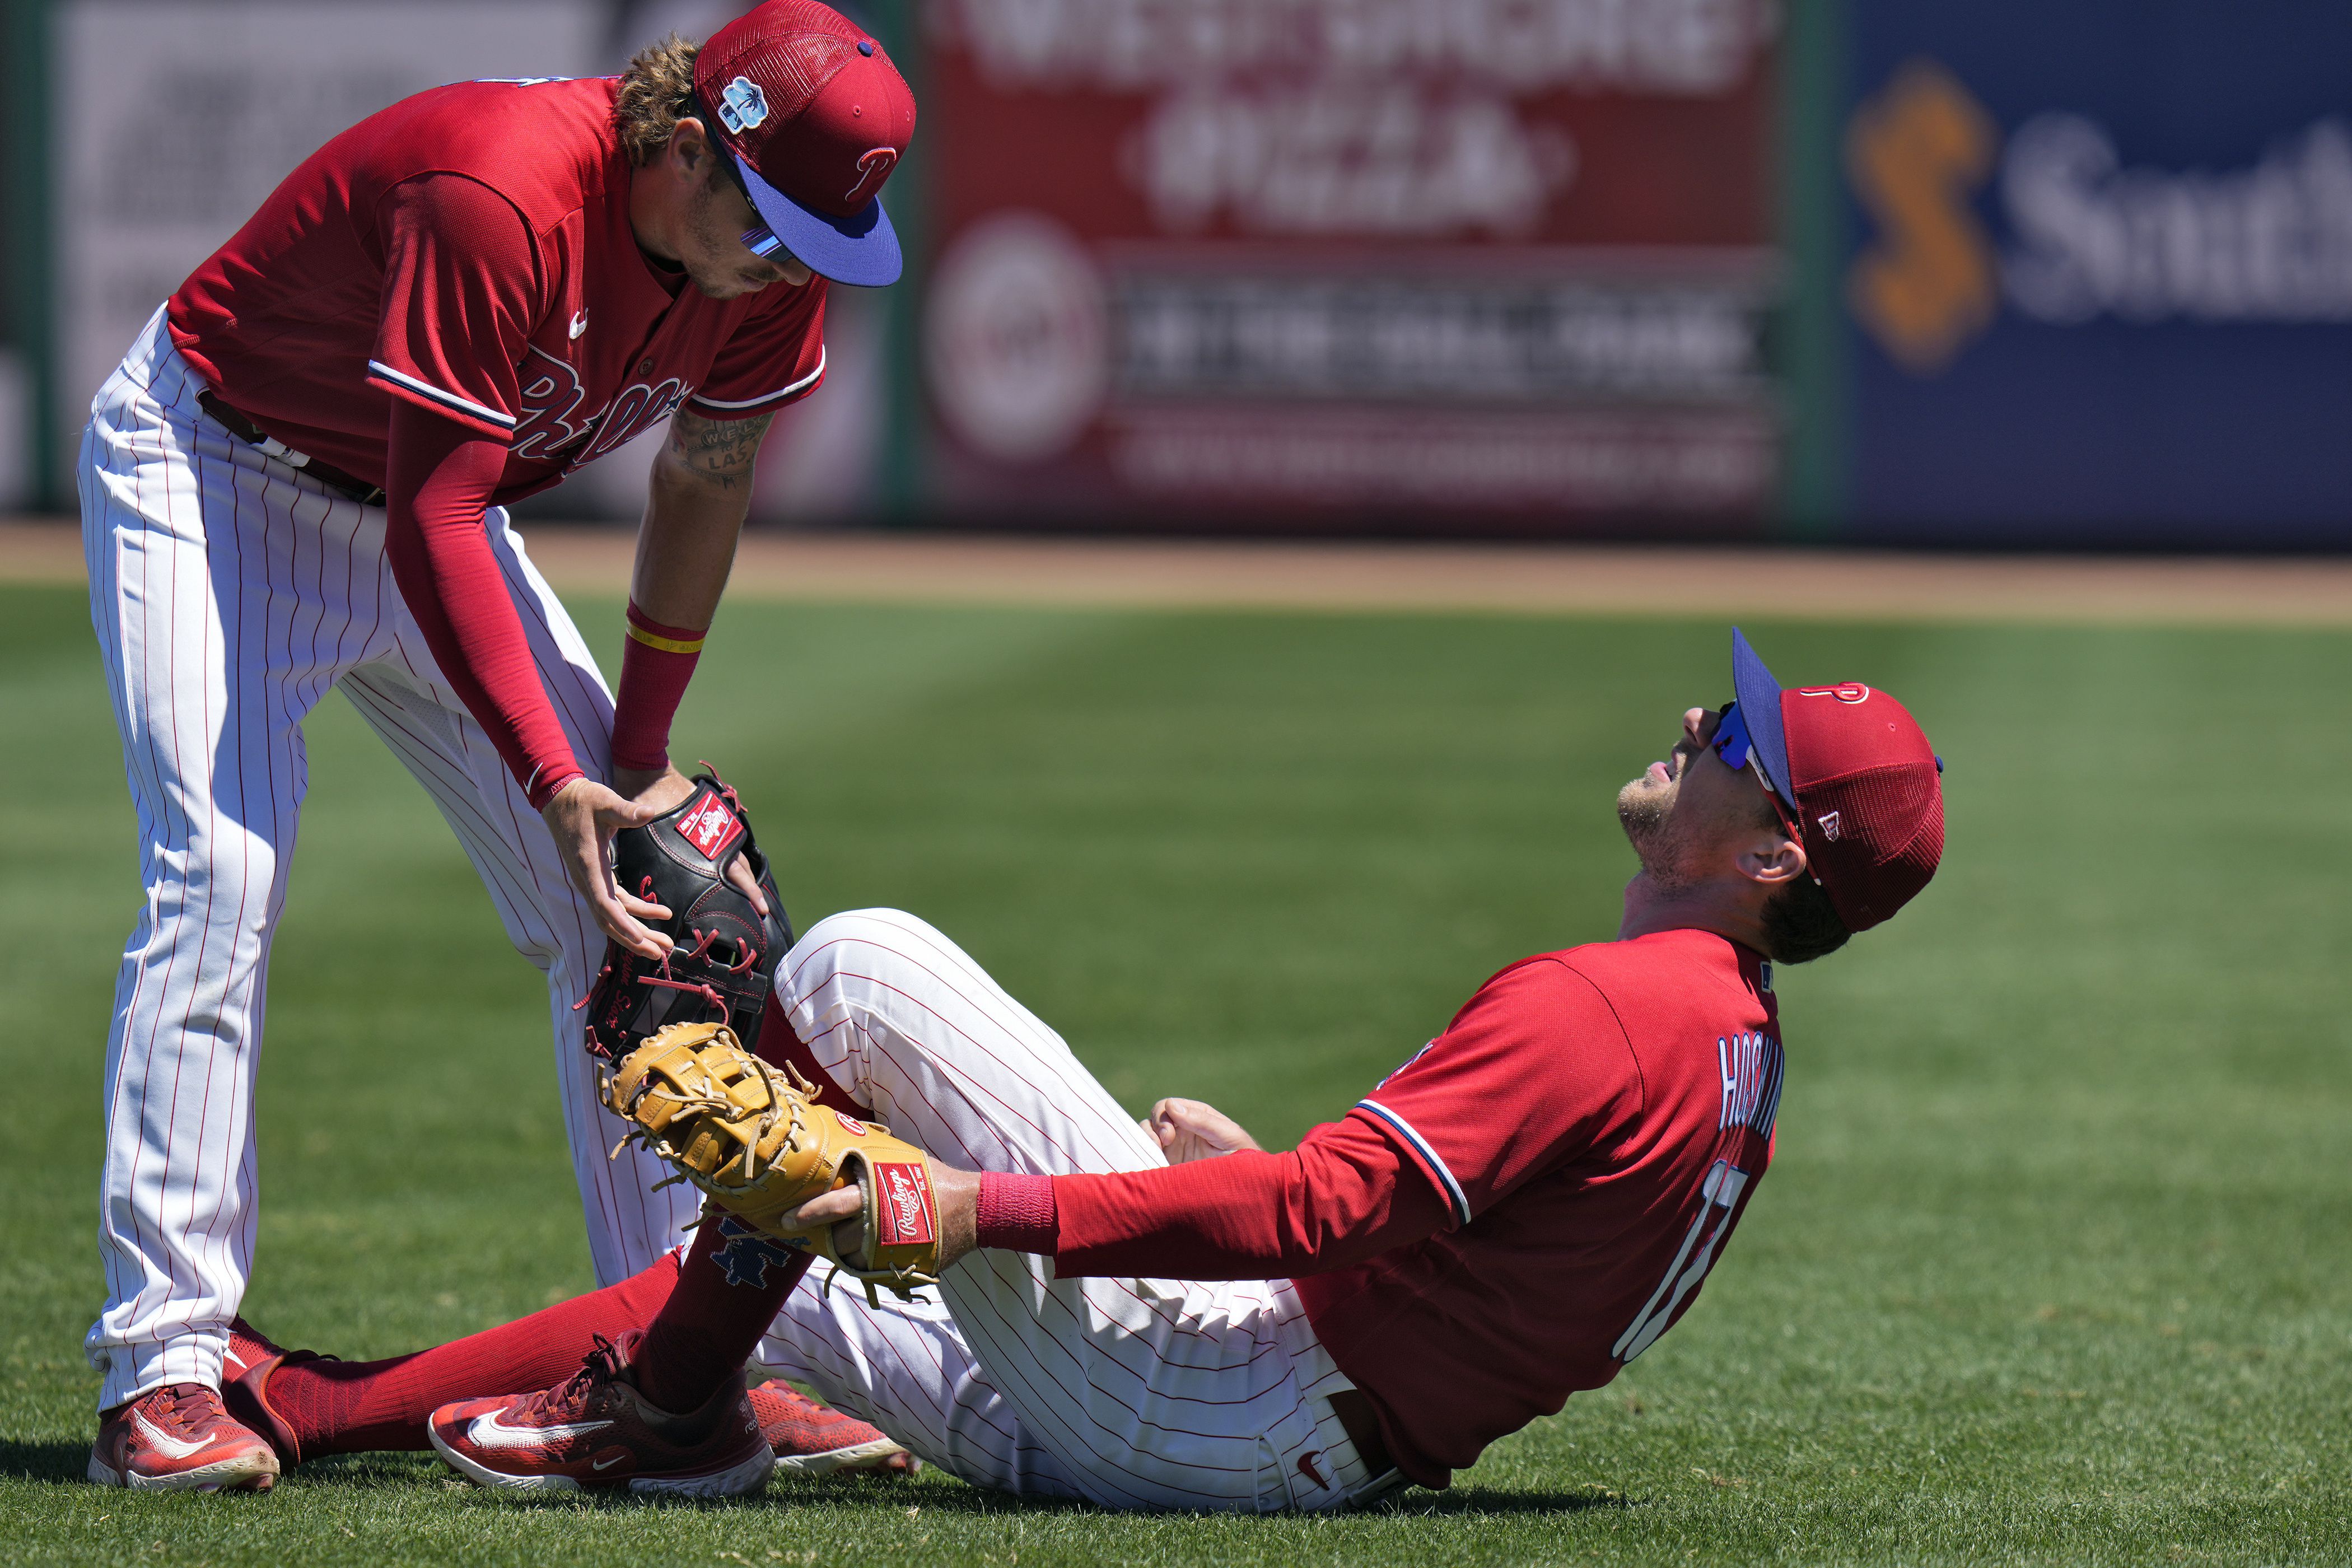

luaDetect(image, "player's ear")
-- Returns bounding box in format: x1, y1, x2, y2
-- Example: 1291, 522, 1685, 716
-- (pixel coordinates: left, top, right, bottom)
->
1737, 830, 1808, 889
670, 115, 712, 176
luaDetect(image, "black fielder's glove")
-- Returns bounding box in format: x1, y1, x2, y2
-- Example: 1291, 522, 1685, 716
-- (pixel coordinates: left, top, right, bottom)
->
581, 770, 794, 1060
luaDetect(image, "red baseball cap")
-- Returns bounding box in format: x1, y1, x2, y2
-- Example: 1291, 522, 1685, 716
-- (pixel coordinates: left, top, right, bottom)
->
693, 0, 917, 287
1730, 628, 1944, 932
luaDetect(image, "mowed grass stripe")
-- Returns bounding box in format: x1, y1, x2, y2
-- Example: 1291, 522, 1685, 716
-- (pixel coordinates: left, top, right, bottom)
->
2, 585, 2344, 1565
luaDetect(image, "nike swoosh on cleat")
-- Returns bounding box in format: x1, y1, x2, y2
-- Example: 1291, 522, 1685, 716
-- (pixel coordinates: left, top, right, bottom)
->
592, 1454, 627, 1471
466, 1410, 614, 1450
132, 1409, 219, 1462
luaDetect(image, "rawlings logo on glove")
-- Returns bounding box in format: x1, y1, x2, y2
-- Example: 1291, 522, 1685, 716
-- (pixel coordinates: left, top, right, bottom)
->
581, 771, 791, 1060
600, 1021, 944, 1305
875, 1163, 935, 1247
674, 794, 745, 861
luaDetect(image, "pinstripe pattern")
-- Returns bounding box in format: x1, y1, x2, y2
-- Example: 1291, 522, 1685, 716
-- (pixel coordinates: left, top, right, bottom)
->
78, 306, 701, 1411
755, 910, 1373, 1511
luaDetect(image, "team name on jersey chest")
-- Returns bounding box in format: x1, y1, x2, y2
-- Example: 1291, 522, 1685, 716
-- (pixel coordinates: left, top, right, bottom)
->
511, 342, 693, 469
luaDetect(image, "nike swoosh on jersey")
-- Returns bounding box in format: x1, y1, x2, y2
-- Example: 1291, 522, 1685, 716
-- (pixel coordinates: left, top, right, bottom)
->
570, 310, 589, 339
466, 1410, 613, 1450
132, 1408, 218, 1461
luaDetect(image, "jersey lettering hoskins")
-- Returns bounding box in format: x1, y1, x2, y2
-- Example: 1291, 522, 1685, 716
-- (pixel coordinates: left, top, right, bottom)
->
168, 77, 828, 500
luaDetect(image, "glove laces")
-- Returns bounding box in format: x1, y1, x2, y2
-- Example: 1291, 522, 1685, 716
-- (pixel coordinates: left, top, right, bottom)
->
604, 1045, 816, 1189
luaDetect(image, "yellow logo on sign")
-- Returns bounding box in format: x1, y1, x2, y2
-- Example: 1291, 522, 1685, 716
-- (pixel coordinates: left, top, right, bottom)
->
1846, 60, 2001, 374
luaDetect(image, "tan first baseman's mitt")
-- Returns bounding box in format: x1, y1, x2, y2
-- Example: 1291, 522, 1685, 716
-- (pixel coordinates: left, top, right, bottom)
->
599, 1021, 942, 1304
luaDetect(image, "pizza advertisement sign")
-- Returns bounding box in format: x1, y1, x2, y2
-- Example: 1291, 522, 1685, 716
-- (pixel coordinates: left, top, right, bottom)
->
917, 0, 1783, 531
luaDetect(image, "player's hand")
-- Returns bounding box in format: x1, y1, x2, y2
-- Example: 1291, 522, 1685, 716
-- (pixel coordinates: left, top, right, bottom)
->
1144, 1098, 1264, 1164
542, 777, 673, 959
614, 763, 771, 917
780, 1166, 981, 1274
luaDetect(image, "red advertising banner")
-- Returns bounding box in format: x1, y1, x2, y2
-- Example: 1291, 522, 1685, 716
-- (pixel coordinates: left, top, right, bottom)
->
919, 0, 1781, 529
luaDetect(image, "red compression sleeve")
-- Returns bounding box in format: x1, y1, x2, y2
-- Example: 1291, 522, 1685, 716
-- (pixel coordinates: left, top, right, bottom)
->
383, 399, 583, 809
1047, 1110, 1451, 1280
976, 1171, 1058, 1252
608, 602, 705, 773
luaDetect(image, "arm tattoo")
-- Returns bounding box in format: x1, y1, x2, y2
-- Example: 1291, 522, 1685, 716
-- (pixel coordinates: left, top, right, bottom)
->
664, 409, 777, 492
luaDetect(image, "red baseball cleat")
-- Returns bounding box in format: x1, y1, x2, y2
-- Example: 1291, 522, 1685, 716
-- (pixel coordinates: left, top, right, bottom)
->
428, 1332, 773, 1497
88, 1383, 281, 1492
748, 1379, 918, 1476
220, 1316, 329, 1466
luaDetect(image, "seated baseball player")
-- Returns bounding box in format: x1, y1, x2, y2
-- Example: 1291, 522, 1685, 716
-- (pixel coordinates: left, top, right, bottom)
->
209, 630, 1943, 1509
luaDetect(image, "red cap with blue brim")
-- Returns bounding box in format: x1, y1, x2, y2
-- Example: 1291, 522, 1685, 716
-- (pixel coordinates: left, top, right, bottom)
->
1731, 627, 1945, 932
692, 0, 916, 287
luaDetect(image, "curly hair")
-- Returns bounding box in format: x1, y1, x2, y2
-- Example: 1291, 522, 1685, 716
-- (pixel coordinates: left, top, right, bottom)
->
615, 34, 701, 167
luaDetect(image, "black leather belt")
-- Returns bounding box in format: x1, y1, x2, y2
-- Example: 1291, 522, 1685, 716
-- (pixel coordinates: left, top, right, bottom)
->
198, 392, 386, 506
1327, 1388, 1397, 1490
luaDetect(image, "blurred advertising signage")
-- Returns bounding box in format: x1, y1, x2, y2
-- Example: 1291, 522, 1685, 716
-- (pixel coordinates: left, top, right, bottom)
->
1842, 4, 2352, 542
920, 0, 1782, 528
53, 1, 600, 481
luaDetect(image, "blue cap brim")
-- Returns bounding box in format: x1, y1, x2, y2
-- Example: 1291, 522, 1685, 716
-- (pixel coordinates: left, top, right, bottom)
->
1730, 627, 1795, 803
739, 160, 901, 287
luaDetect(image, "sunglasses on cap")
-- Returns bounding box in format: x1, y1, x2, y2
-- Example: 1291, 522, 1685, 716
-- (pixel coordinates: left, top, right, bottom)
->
694, 93, 800, 265
1712, 702, 1810, 853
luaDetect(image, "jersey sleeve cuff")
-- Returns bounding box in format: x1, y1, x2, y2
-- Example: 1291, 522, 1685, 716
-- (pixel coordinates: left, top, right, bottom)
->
524, 762, 585, 813
686, 346, 825, 419
1350, 1101, 1472, 1229
368, 361, 518, 442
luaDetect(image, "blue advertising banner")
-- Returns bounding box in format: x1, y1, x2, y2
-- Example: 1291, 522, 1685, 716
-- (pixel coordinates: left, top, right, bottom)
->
1841, 4, 2352, 543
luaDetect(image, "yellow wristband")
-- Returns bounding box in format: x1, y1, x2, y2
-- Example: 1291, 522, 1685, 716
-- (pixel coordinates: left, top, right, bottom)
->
625, 620, 706, 655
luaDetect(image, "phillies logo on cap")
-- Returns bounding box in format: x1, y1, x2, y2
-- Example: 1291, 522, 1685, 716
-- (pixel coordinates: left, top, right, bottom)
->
873, 1162, 935, 1246
676, 795, 744, 861
846, 146, 897, 204
693, 0, 917, 287
1797, 683, 1873, 704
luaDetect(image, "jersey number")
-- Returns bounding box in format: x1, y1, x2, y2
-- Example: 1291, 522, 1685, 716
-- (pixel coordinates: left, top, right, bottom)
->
1611, 1158, 1749, 1364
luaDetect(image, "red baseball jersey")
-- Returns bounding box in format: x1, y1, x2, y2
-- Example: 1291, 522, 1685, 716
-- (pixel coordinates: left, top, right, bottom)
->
1294, 928, 1784, 1486
169, 76, 827, 499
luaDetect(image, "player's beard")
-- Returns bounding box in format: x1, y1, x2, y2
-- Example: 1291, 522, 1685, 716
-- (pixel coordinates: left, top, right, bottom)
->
682, 176, 780, 300
1616, 774, 1710, 894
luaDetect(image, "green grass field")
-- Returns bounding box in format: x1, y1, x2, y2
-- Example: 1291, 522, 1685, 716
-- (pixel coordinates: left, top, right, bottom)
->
3, 580, 2346, 1566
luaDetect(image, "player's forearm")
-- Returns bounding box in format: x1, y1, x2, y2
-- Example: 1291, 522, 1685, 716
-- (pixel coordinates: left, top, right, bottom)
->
613, 412, 774, 775
631, 411, 773, 627
973, 1114, 1450, 1280
384, 402, 581, 808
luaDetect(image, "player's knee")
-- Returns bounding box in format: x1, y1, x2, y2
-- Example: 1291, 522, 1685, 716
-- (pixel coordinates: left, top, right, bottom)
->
783, 908, 945, 991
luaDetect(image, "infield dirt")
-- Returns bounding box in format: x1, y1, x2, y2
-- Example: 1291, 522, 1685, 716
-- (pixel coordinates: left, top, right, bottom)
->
8, 519, 2352, 626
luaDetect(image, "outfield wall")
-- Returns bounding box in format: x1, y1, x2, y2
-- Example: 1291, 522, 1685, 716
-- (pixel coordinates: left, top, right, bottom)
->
2, 0, 2346, 544
1832, 2, 2352, 547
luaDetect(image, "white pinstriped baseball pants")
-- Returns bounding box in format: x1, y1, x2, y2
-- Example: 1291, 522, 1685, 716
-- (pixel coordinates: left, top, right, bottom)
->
77, 307, 701, 1410
748, 909, 1383, 1513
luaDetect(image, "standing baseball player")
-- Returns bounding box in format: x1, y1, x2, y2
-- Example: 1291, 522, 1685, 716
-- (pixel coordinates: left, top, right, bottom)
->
209, 631, 1945, 1508
80, 1, 916, 1491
